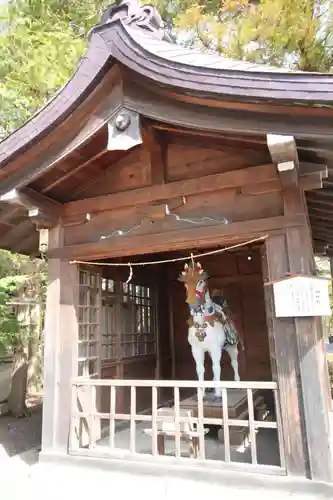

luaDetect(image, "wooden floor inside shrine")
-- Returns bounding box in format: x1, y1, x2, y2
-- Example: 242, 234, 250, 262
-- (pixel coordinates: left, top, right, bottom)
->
95, 422, 280, 466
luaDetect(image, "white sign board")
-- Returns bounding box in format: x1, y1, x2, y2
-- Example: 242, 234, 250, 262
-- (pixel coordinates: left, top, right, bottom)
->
273, 276, 331, 318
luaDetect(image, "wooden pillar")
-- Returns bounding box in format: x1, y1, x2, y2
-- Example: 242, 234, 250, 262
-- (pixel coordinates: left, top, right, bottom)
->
285, 223, 333, 482
263, 234, 307, 477
265, 184, 333, 482
41, 225, 78, 455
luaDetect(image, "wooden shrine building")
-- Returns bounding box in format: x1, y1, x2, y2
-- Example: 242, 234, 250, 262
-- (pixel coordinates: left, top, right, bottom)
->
0, 0, 333, 485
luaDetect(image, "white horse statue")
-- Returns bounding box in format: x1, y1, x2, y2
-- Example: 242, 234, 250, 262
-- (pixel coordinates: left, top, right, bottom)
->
178, 261, 243, 399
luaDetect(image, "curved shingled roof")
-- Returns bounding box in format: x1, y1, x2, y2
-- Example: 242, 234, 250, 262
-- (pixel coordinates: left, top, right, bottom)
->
1, 0, 333, 169
125, 26, 295, 73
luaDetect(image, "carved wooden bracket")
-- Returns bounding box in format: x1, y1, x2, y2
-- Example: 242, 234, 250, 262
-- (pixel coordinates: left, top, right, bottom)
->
266, 134, 299, 187
266, 135, 327, 191
0, 187, 62, 229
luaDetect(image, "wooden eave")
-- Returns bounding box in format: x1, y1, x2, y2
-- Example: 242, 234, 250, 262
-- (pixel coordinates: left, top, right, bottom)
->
1, 6, 333, 256
98, 21, 333, 106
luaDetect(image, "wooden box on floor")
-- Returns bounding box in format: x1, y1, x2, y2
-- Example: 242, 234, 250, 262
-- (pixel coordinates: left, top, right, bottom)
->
180, 389, 267, 446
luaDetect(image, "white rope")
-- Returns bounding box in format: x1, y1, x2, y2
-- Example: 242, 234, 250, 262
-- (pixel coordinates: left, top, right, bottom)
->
69, 235, 268, 267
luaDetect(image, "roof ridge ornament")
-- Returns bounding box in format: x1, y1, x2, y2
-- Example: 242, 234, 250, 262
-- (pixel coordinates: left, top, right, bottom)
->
99, 0, 172, 42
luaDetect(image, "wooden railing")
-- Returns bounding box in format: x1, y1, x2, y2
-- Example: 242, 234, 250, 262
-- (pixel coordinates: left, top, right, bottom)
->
69, 378, 286, 475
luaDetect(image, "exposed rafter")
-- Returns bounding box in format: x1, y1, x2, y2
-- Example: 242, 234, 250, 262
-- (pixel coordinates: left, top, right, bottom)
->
42, 148, 108, 194
313, 240, 328, 256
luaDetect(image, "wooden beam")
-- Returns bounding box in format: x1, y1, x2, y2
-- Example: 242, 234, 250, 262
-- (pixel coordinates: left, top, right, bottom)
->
42, 148, 108, 194
307, 188, 333, 199
48, 214, 305, 261
309, 214, 333, 225
307, 195, 333, 208
313, 240, 328, 255
0, 219, 34, 250
0, 187, 62, 229
300, 161, 328, 179
0, 206, 20, 226
0, 187, 62, 215
137, 198, 185, 220
63, 163, 278, 218
299, 173, 323, 191
266, 134, 299, 187
309, 213, 333, 228
28, 208, 56, 229
322, 179, 333, 187
141, 120, 168, 185
12, 232, 38, 255
311, 227, 333, 239
234, 171, 322, 196
242, 180, 281, 196
312, 232, 333, 245
154, 122, 267, 146
308, 206, 333, 219
312, 226, 333, 238
311, 231, 333, 244
125, 80, 333, 140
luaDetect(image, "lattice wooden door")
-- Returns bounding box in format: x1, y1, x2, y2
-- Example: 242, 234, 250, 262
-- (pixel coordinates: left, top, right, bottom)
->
75, 266, 102, 447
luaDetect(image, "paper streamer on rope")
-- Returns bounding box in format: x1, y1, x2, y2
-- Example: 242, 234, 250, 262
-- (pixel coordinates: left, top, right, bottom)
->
126, 263, 133, 284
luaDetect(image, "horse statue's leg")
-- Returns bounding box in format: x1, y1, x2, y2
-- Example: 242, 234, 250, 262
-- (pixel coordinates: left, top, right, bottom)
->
191, 345, 205, 396
209, 349, 222, 398
224, 344, 240, 381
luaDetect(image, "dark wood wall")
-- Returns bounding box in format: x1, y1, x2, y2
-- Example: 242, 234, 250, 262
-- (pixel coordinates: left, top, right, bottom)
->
61, 140, 283, 258
72, 140, 271, 200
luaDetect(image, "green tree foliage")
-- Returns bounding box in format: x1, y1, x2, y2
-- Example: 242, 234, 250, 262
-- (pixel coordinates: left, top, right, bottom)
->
328, 361, 333, 397
0, 279, 21, 353
173, 0, 333, 71
0, 251, 46, 353
0, 0, 333, 137
0, 249, 43, 278
0, 0, 109, 136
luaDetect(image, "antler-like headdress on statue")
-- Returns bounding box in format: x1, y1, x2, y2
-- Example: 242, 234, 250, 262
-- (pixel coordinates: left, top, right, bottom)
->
178, 261, 208, 306
178, 261, 208, 283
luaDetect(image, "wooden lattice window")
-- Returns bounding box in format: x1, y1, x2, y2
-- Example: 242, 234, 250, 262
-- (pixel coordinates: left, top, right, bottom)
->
77, 268, 101, 377
121, 283, 157, 358
101, 278, 117, 361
